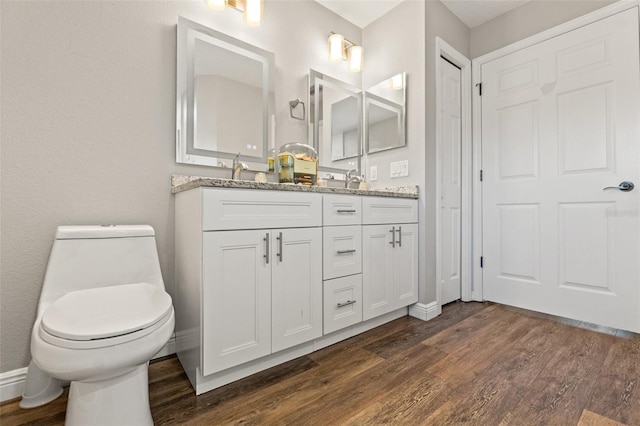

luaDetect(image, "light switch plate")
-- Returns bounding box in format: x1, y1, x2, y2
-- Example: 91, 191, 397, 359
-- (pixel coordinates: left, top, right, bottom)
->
369, 165, 378, 181
399, 160, 409, 177
390, 160, 409, 178
390, 162, 400, 178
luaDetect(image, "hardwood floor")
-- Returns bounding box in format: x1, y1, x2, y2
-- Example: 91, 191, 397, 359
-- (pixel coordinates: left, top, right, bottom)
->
2, 302, 639, 425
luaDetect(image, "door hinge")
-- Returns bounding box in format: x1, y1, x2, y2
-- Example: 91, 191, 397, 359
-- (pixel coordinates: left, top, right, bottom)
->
476, 82, 482, 96
480, 256, 484, 268
480, 170, 483, 181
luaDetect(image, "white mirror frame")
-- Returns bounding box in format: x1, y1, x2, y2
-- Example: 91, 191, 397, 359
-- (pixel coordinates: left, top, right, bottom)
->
176, 16, 275, 169
364, 72, 407, 154
309, 69, 362, 176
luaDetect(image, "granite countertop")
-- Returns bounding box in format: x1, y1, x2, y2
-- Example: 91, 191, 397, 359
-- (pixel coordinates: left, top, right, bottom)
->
171, 175, 419, 199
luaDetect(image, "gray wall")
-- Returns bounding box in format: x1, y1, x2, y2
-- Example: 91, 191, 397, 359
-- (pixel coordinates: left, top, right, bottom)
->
0, 0, 362, 374
470, 0, 616, 57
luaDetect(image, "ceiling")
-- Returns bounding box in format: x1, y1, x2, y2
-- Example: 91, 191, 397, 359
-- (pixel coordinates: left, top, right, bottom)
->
440, 0, 530, 28
314, 0, 531, 29
314, 0, 405, 28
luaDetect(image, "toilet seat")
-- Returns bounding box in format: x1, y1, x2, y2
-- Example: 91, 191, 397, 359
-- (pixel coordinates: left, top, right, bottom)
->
39, 282, 173, 350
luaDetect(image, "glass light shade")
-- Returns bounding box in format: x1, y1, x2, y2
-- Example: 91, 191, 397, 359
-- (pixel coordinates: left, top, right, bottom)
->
205, 0, 227, 10
391, 73, 404, 90
328, 33, 346, 62
348, 45, 363, 72
243, 0, 263, 26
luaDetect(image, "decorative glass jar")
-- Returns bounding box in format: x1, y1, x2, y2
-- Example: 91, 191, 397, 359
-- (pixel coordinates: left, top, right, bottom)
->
278, 143, 318, 185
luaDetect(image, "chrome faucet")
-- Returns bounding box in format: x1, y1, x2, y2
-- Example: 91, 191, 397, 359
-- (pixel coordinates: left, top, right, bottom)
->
232, 153, 248, 181
345, 169, 363, 189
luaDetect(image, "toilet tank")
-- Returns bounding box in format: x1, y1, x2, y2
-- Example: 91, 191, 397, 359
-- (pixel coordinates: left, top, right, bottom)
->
38, 225, 165, 314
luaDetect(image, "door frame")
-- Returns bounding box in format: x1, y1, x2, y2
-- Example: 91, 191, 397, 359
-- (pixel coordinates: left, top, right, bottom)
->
471, 0, 640, 301
435, 37, 473, 311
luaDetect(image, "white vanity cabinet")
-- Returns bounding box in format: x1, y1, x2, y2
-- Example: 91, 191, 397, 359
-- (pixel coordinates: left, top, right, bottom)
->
362, 197, 419, 321
174, 182, 418, 396
175, 188, 322, 382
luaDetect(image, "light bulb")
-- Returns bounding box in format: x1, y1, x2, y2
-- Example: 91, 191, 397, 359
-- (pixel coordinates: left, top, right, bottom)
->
348, 45, 363, 72
328, 33, 346, 62
243, 0, 263, 26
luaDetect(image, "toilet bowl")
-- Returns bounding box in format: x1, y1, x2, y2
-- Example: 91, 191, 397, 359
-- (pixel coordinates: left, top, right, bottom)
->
21, 225, 174, 426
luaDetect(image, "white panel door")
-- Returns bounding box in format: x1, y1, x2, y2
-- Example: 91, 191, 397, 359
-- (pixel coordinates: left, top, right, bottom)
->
202, 230, 271, 375
440, 57, 463, 305
271, 227, 323, 352
481, 8, 640, 331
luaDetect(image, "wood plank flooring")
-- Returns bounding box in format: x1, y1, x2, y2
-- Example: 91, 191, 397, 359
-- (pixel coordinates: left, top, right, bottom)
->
2, 301, 639, 425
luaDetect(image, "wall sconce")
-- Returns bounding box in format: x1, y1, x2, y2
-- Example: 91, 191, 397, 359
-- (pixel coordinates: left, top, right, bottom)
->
328, 32, 363, 72
205, 0, 264, 27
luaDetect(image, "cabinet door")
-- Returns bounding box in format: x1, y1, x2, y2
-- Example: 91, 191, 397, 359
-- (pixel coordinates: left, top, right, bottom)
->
271, 227, 323, 352
202, 230, 271, 375
362, 224, 395, 321
395, 224, 419, 307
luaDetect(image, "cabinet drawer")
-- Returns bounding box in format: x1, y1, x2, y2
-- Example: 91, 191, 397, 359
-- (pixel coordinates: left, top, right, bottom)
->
202, 188, 322, 230
362, 197, 418, 225
323, 225, 362, 280
323, 274, 363, 334
323, 195, 362, 226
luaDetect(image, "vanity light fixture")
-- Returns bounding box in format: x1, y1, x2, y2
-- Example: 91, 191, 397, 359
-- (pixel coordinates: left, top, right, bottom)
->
205, 0, 264, 27
328, 32, 363, 72
348, 45, 363, 72
328, 33, 346, 62
205, 0, 227, 11
243, 0, 263, 26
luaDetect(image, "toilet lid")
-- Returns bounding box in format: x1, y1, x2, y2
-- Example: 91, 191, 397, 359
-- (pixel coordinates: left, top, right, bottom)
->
41, 283, 173, 341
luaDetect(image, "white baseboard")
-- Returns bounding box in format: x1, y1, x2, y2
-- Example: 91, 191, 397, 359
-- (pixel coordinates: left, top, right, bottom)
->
409, 302, 440, 321
0, 334, 177, 404
0, 367, 28, 403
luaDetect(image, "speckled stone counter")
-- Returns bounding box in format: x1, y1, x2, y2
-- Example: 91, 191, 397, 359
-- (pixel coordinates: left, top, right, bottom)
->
171, 175, 419, 199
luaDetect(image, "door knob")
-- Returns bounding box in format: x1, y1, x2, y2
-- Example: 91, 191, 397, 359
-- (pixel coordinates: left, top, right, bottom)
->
602, 181, 634, 192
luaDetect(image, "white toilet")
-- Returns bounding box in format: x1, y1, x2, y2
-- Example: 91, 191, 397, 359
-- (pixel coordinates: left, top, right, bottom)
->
21, 225, 175, 425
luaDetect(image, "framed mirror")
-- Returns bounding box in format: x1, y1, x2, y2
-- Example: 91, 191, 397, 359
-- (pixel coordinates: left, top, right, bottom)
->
309, 69, 362, 176
364, 73, 407, 154
176, 17, 275, 170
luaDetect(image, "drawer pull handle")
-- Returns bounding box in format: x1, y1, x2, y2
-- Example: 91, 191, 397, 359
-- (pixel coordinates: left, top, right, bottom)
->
337, 300, 356, 308
389, 226, 396, 248
337, 249, 356, 255
276, 232, 283, 262
397, 226, 402, 247
264, 233, 270, 264
336, 209, 356, 213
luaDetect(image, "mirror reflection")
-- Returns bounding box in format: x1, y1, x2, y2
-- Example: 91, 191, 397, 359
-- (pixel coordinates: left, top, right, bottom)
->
176, 17, 274, 170
309, 69, 362, 175
365, 73, 407, 154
